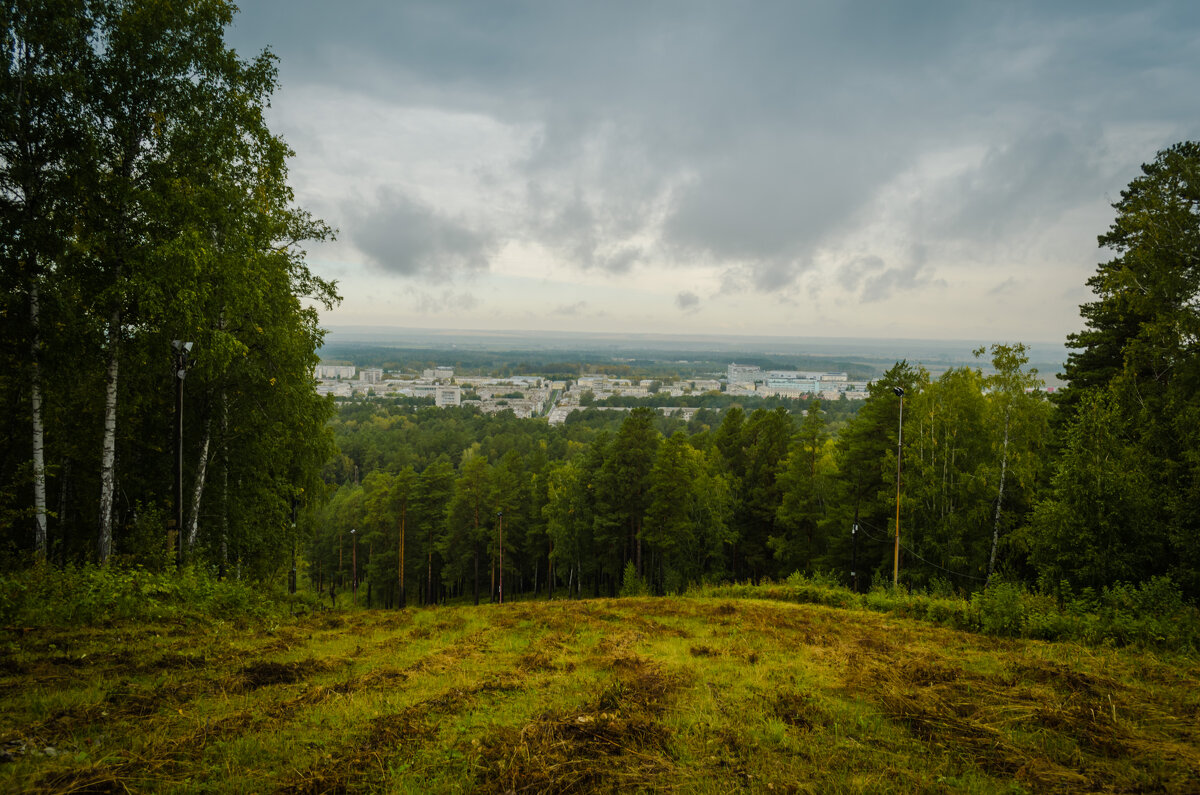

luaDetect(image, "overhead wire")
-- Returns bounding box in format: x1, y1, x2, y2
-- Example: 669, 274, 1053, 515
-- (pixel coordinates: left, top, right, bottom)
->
854, 517, 988, 582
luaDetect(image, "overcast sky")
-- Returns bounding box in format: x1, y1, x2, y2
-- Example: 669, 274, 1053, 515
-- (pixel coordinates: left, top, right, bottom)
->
227, 1, 1199, 343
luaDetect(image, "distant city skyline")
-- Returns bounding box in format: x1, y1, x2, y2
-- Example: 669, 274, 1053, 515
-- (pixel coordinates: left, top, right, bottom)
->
228, 2, 1200, 343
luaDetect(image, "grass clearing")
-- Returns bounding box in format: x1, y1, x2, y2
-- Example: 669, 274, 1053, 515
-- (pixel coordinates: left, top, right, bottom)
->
2, 595, 1198, 793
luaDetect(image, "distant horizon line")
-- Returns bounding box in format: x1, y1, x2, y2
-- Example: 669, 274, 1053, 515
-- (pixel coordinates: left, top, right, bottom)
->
321, 323, 1066, 348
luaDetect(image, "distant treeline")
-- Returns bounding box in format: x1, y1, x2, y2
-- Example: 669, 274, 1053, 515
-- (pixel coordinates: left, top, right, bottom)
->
316, 344, 879, 381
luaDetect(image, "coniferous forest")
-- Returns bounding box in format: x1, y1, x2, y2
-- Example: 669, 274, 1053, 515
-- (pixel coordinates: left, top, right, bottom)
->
3, 3, 1200, 611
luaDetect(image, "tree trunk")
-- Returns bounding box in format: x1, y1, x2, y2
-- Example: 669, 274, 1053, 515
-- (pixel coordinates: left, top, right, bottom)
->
987, 407, 1011, 582
218, 395, 229, 578
185, 413, 213, 550
30, 282, 48, 559
56, 459, 71, 565
97, 308, 121, 564
398, 505, 405, 609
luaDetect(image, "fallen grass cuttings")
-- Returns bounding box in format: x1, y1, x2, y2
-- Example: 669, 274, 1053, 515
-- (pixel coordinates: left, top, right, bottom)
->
4, 597, 1200, 794
842, 640, 1194, 792
517, 650, 555, 672
471, 655, 689, 793
770, 688, 826, 731
226, 657, 339, 692
278, 674, 524, 794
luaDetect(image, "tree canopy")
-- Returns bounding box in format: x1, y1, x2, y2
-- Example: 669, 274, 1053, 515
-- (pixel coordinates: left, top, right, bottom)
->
1, 0, 337, 574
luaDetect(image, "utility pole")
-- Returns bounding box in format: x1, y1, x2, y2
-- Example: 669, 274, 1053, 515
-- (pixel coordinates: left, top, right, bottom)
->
497, 510, 504, 605
351, 528, 358, 606
892, 386, 905, 588
851, 508, 859, 594
289, 496, 297, 595
171, 340, 192, 566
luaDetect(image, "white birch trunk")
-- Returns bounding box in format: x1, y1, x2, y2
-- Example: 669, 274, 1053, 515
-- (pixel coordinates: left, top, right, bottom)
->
97, 308, 121, 564
30, 281, 48, 559
185, 413, 213, 549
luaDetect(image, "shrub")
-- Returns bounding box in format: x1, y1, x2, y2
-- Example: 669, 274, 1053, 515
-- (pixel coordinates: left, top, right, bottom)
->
620, 561, 649, 598
971, 581, 1025, 637
0, 561, 289, 628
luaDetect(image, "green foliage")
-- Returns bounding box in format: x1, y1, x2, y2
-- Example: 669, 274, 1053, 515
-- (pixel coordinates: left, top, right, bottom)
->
0, 562, 294, 628
970, 581, 1025, 637
691, 575, 1199, 650
619, 560, 649, 597
0, 0, 337, 574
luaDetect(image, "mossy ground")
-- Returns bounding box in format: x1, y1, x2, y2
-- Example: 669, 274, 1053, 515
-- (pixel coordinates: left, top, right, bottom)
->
2, 596, 1198, 793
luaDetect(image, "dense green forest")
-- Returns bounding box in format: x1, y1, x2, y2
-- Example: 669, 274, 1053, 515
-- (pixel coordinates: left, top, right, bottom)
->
2, 3, 1198, 610
309, 350, 1045, 606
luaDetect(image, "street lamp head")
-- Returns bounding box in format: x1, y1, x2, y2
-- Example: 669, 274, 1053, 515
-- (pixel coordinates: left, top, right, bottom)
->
893, 387, 905, 397
497, 510, 503, 518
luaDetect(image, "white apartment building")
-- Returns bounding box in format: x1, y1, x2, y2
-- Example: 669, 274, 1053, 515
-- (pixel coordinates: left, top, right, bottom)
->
359, 368, 383, 384
436, 385, 461, 407
315, 364, 355, 379
727, 363, 763, 383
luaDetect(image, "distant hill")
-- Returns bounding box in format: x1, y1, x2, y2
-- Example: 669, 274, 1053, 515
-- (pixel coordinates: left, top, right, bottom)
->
318, 326, 1068, 381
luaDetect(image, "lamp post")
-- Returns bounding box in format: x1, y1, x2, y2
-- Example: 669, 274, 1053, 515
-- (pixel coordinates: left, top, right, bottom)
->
289, 496, 298, 595
892, 386, 905, 588
351, 528, 358, 606
497, 510, 504, 605
851, 508, 859, 594
171, 340, 193, 566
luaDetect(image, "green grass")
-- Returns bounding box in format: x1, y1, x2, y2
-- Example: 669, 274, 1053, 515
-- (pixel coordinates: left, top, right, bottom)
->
2, 592, 1198, 792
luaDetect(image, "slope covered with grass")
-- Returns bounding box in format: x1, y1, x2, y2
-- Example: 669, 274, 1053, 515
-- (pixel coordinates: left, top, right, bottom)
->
3, 591, 1198, 793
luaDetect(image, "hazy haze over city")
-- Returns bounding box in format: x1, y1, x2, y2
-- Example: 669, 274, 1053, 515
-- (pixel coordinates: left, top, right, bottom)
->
227, 1, 1200, 343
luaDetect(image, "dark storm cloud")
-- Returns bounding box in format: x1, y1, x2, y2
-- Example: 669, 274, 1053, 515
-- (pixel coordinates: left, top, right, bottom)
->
351, 189, 496, 279
837, 253, 939, 303
229, 1, 1200, 292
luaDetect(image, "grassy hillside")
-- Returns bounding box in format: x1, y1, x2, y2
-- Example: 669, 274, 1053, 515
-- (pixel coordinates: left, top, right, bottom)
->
2, 595, 1198, 793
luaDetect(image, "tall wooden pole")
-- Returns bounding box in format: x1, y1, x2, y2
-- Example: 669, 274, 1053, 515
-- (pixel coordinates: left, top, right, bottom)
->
892, 387, 904, 588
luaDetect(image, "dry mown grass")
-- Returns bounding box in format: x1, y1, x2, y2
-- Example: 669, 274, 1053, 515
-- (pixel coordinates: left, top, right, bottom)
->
0, 596, 1197, 793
